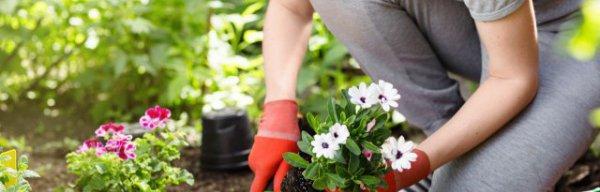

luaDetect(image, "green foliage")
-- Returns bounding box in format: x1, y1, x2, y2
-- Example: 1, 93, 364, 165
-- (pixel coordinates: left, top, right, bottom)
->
66, 124, 193, 191
0, 0, 366, 127
567, 0, 600, 60
0, 134, 30, 153
285, 90, 393, 192
0, 154, 40, 192
591, 108, 600, 128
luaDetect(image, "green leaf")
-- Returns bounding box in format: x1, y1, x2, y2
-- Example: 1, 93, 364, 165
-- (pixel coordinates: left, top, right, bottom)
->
303, 163, 319, 179
312, 177, 327, 190
298, 141, 314, 156
283, 153, 309, 169
323, 40, 348, 67
591, 108, 600, 127
301, 131, 314, 142
362, 141, 380, 153
333, 149, 346, 164
360, 175, 381, 186
328, 98, 339, 123
345, 139, 361, 155
22, 170, 40, 178
327, 173, 346, 186
348, 154, 359, 173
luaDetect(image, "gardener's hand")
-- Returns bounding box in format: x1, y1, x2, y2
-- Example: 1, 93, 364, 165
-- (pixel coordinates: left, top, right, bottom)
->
378, 149, 431, 192
249, 100, 300, 192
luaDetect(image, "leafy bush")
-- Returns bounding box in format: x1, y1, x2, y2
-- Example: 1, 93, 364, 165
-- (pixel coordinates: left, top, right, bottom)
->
567, 0, 600, 60
0, 151, 40, 192
66, 106, 193, 191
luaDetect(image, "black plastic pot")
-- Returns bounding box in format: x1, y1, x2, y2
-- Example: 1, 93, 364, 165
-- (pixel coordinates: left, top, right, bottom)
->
200, 108, 253, 170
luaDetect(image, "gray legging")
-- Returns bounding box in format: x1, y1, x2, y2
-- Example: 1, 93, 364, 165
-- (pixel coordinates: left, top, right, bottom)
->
308, 0, 600, 191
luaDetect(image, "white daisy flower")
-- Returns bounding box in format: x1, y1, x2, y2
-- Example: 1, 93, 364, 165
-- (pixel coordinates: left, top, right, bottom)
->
381, 136, 417, 172
311, 133, 340, 159
372, 80, 401, 112
329, 123, 350, 145
348, 83, 377, 109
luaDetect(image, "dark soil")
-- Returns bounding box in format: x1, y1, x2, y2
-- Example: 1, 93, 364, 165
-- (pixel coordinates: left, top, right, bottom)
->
281, 167, 319, 192
2, 102, 599, 192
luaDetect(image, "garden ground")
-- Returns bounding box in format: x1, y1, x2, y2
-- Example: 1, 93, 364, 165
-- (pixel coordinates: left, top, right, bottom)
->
1, 101, 598, 192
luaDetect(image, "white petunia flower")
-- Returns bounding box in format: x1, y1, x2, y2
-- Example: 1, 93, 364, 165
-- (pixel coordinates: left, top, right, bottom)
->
329, 123, 350, 145
381, 136, 417, 172
311, 133, 340, 159
348, 83, 377, 108
372, 80, 401, 112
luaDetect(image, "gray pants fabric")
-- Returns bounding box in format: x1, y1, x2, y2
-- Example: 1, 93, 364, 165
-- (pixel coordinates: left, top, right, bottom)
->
308, 0, 600, 191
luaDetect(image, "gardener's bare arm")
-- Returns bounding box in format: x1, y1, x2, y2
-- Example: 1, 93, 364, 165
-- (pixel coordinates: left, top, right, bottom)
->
263, 0, 313, 102
418, 0, 539, 170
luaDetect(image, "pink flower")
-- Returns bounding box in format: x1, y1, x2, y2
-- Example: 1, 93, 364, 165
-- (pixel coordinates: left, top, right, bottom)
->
103, 134, 136, 160
362, 149, 373, 161
105, 134, 132, 152
95, 122, 125, 137
78, 138, 106, 156
117, 142, 136, 160
139, 105, 171, 130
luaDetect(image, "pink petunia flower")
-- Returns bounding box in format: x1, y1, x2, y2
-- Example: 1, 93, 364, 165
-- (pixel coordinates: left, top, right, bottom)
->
362, 149, 373, 161
95, 122, 125, 137
117, 142, 136, 160
104, 134, 132, 152
139, 105, 171, 130
78, 138, 105, 156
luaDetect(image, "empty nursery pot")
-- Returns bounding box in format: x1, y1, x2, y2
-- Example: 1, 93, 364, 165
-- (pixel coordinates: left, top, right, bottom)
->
200, 108, 253, 170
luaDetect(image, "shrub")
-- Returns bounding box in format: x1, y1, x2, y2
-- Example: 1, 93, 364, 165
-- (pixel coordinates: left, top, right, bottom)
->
66, 106, 193, 191
0, 150, 39, 192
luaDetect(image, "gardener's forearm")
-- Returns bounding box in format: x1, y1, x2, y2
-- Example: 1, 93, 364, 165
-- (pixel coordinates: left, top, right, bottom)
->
419, 77, 537, 169
418, 0, 539, 170
263, 0, 314, 102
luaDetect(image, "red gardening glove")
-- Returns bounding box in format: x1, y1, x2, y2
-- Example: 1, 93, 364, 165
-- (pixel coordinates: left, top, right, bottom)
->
377, 149, 431, 192
248, 100, 300, 192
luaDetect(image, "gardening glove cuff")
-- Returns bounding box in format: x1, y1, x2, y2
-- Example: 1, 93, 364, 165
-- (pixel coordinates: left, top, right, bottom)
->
249, 100, 300, 192
394, 149, 431, 190
256, 100, 300, 141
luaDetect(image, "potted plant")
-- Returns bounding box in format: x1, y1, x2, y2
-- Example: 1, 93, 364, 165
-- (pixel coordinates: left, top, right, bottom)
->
282, 81, 418, 192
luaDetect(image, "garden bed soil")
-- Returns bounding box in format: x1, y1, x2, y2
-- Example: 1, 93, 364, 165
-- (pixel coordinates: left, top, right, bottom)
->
21, 142, 600, 192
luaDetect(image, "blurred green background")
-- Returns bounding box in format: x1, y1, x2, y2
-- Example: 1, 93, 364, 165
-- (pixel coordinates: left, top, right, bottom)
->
0, 0, 372, 143
0, 0, 599, 190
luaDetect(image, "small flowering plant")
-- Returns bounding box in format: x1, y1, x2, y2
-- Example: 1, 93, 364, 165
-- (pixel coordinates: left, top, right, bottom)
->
66, 106, 193, 191
283, 80, 416, 191
0, 151, 39, 192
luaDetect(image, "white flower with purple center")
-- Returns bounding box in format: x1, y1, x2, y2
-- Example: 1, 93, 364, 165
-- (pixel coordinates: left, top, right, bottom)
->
311, 133, 340, 159
381, 136, 417, 172
329, 123, 350, 145
372, 80, 401, 112
348, 82, 377, 109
